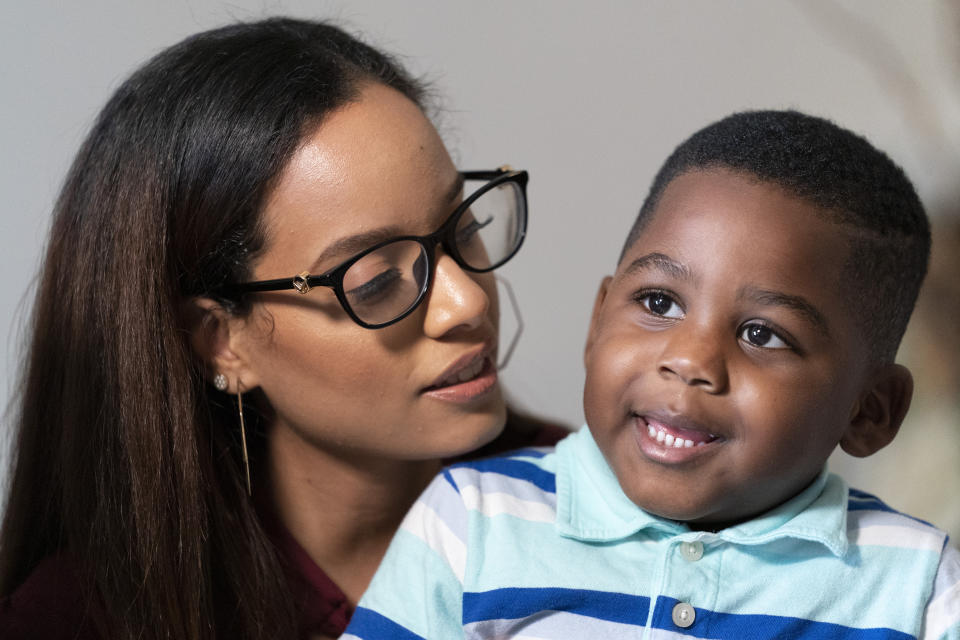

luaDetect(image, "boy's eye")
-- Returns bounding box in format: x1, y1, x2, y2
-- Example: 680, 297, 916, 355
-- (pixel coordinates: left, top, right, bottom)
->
739, 323, 790, 349
639, 292, 684, 319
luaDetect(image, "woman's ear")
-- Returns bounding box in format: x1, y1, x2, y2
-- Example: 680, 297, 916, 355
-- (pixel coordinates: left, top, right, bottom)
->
840, 364, 913, 458
184, 297, 260, 393
584, 276, 613, 367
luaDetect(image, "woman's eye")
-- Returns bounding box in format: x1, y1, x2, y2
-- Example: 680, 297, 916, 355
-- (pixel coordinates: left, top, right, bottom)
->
740, 323, 791, 349
640, 292, 683, 319
346, 268, 403, 305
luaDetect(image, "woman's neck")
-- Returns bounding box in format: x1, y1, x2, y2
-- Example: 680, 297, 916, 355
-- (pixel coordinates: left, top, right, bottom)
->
266, 422, 442, 604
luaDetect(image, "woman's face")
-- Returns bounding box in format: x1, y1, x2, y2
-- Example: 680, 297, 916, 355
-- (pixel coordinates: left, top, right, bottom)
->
231, 83, 505, 462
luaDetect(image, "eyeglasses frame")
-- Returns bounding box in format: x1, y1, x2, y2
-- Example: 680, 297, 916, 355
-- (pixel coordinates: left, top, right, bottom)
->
220, 167, 528, 329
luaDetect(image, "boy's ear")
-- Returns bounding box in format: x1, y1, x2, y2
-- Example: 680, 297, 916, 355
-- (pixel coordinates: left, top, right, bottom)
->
184, 297, 261, 394
839, 364, 913, 458
584, 276, 613, 367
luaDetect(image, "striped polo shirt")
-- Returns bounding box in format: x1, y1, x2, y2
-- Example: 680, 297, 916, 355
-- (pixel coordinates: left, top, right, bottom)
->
344, 428, 960, 639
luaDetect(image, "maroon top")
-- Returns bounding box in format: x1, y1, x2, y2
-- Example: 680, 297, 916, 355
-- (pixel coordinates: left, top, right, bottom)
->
0, 423, 569, 639
0, 553, 101, 640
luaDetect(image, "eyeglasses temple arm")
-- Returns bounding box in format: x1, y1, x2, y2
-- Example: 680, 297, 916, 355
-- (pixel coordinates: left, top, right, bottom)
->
218, 278, 298, 295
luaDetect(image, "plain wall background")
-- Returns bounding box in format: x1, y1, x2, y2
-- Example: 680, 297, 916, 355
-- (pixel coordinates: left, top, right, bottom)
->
2, 1, 959, 533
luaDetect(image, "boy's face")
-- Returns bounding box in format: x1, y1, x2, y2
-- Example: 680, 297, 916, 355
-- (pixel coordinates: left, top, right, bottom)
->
584, 169, 873, 528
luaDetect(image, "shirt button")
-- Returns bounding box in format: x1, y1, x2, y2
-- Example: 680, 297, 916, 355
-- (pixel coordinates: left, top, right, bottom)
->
680, 541, 704, 562
672, 602, 696, 628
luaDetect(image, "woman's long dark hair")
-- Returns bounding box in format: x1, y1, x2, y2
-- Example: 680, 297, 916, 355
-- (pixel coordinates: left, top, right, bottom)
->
0, 18, 425, 639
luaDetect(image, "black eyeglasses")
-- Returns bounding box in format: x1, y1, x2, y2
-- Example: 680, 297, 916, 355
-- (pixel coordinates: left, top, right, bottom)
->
222, 167, 528, 329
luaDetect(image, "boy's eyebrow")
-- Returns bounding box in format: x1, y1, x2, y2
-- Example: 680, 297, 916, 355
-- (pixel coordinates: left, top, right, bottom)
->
624, 253, 694, 281
738, 286, 831, 337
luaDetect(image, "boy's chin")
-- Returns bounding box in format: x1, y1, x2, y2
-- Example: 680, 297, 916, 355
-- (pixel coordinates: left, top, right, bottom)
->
627, 481, 819, 532
614, 476, 761, 530
641, 503, 724, 529
645, 504, 752, 532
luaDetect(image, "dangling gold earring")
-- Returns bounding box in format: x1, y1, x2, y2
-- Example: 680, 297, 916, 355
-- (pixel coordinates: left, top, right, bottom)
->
236, 380, 252, 497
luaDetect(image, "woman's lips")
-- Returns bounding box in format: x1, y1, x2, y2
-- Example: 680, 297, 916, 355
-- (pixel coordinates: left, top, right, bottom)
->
634, 413, 724, 463
422, 347, 498, 403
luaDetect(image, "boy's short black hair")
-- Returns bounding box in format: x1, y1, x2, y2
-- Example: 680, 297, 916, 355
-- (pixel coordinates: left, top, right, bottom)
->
621, 110, 930, 364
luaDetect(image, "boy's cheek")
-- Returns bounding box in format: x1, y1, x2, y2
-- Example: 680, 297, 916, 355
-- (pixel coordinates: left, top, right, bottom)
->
588, 323, 652, 375
584, 333, 650, 419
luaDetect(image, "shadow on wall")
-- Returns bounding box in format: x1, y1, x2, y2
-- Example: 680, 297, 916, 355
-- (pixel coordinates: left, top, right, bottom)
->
805, 0, 960, 538
831, 217, 960, 540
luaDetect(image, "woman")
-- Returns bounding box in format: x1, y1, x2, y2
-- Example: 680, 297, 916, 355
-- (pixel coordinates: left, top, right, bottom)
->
0, 18, 564, 640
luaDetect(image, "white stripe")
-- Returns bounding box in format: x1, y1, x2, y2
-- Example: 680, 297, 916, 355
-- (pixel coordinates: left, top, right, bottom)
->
402, 500, 467, 582
848, 508, 939, 534
648, 628, 712, 640
932, 545, 960, 597
461, 485, 556, 523
922, 579, 960, 640
851, 524, 945, 552
495, 634, 702, 640
464, 610, 648, 639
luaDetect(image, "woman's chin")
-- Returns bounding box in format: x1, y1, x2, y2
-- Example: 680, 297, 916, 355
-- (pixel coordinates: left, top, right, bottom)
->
426, 401, 507, 461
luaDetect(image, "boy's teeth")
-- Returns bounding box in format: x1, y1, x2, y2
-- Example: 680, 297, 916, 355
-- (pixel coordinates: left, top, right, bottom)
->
647, 422, 709, 449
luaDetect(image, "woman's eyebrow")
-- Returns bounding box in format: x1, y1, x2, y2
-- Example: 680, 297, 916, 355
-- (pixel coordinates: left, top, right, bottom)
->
308, 226, 404, 273
739, 286, 831, 337
624, 252, 694, 282
307, 174, 464, 273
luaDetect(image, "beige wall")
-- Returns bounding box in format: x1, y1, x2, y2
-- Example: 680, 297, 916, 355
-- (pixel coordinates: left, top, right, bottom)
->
2, 1, 958, 535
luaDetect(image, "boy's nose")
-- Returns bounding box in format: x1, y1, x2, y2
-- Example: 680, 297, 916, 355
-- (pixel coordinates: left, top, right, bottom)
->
422, 253, 491, 338
656, 326, 729, 394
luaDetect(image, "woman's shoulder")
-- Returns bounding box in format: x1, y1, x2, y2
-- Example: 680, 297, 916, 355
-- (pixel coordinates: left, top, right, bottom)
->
0, 553, 103, 640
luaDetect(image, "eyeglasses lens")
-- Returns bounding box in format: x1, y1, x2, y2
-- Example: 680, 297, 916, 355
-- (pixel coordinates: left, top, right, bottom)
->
341, 177, 524, 326
342, 240, 428, 326
455, 179, 525, 270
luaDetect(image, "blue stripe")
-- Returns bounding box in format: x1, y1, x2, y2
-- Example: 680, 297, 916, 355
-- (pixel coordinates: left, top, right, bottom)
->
651, 597, 914, 640
346, 607, 426, 640
450, 458, 556, 493
463, 587, 650, 626
848, 488, 879, 500
848, 493, 934, 527
442, 468, 460, 494
848, 498, 900, 514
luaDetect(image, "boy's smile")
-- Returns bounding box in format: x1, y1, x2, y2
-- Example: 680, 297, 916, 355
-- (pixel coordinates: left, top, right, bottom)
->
584, 169, 881, 528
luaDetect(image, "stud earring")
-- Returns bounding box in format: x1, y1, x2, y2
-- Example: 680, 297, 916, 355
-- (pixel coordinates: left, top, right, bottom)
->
213, 373, 228, 391
236, 381, 252, 497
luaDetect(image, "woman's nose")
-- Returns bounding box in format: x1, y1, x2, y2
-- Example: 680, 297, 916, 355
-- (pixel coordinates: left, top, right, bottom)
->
422, 253, 491, 338
657, 323, 729, 394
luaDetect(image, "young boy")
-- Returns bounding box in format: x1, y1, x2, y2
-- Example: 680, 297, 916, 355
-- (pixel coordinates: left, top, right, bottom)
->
342, 111, 960, 639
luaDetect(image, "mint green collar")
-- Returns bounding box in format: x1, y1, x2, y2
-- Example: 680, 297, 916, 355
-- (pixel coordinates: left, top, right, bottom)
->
554, 427, 849, 557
